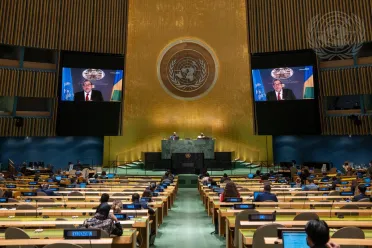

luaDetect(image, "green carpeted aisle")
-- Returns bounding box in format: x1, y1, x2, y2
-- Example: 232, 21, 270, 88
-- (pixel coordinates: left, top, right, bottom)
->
154, 188, 224, 248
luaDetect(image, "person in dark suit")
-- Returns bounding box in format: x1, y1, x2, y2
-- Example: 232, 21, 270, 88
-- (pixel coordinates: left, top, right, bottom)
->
74, 80, 104, 102
254, 184, 278, 202
266, 79, 296, 101
352, 184, 369, 202
169, 132, 179, 140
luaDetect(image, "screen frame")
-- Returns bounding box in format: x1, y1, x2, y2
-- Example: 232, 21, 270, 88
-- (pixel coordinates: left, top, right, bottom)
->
57, 50, 125, 136
251, 49, 320, 135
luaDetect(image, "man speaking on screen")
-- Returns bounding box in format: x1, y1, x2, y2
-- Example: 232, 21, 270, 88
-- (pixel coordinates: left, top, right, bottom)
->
266, 79, 296, 101
74, 80, 104, 102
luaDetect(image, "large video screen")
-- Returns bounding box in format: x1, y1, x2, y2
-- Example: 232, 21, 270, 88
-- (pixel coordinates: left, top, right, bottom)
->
61, 68, 123, 102
251, 50, 320, 135
252, 66, 314, 101
57, 51, 125, 136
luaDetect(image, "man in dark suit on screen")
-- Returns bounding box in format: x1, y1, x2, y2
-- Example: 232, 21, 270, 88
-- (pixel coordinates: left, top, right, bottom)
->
74, 80, 104, 102
266, 79, 296, 101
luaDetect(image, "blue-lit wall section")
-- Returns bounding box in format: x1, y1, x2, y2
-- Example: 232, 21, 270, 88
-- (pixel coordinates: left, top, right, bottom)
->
274, 136, 372, 168
0, 137, 103, 169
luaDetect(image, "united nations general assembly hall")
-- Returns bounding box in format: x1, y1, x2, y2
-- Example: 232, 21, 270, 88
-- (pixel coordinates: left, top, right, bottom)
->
0, 0, 371, 247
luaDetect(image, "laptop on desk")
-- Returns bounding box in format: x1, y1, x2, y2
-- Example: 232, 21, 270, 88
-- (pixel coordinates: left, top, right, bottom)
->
282, 231, 309, 248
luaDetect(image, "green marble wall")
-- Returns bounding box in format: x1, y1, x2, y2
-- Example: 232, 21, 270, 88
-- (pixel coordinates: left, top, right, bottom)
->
161, 139, 215, 159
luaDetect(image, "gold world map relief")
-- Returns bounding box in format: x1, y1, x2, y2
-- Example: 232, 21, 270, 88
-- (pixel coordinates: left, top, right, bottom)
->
157, 39, 219, 100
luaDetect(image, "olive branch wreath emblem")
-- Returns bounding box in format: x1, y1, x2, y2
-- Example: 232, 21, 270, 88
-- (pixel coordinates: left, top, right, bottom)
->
168, 59, 207, 91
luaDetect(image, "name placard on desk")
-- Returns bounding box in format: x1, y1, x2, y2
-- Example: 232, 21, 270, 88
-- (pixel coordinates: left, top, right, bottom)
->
63, 229, 101, 239
114, 214, 127, 220
225, 197, 242, 203
21, 192, 37, 196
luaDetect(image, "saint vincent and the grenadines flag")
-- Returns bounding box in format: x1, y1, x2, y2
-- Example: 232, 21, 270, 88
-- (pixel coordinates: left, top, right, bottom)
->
111, 70, 123, 101
303, 66, 314, 99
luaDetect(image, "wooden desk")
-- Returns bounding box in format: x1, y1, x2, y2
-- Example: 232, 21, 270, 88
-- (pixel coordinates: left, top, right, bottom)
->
0, 208, 159, 235
0, 236, 135, 248
218, 208, 372, 237
209, 200, 370, 225
264, 237, 372, 247
225, 216, 372, 248
0, 218, 149, 248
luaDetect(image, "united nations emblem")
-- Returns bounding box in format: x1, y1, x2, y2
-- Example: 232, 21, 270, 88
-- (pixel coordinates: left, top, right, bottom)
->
157, 39, 219, 100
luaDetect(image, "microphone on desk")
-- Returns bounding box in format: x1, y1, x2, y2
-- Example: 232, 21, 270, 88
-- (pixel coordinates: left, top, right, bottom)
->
330, 200, 334, 219
302, 193, 308, 210
62, 193, 67, 209
35, 199, 38, 218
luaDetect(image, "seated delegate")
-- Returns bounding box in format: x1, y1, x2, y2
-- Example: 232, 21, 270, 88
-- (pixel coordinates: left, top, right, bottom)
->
254, 185, 278, 202
220, 181, 240, 202
220, 173, 230, 183
37, 184, 55, 196
132, 193, 155, 215
304, 178, 319, 191
305, 219, 340, 248
352, 184, 369, 202
83, 193, 121, 236
207, 177, 217, 186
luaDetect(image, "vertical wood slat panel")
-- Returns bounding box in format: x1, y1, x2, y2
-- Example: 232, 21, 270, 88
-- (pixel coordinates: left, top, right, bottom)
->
15, 71, 57, 97
1, 0, 61, 49
320, 67, 372, 97
2, 0, 127, 52
0, 69, 18, 96
1, 1, 128, 136
247, 0, 372, 53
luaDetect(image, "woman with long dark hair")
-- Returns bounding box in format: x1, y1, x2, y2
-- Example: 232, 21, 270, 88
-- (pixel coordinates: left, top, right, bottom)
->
220, 181, 240, 202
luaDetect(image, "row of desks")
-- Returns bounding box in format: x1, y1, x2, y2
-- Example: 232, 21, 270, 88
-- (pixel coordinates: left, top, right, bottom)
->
0, 178, 178, 248
198, 180, 372, 248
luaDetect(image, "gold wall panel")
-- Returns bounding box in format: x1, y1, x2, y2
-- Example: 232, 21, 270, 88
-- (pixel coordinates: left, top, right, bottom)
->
103, 0, 273, 165
247, 0, 372, 53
